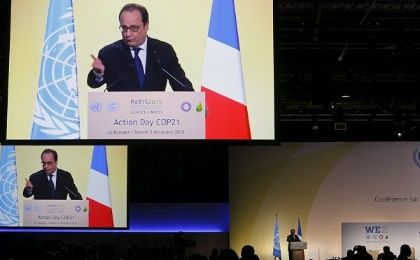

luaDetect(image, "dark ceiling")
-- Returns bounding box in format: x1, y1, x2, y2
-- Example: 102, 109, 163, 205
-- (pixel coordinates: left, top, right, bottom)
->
276, 0, 420, 140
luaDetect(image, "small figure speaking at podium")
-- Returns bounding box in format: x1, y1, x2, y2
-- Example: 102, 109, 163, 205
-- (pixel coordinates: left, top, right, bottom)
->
287, 229, 301, 260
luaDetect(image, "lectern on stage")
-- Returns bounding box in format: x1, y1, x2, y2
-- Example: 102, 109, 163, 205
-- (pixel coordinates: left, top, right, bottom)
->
289, 242, 307, 260
23, 200, 89, 227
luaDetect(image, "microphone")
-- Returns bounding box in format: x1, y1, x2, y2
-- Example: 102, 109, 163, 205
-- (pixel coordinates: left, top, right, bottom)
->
64, 184, 82, 200
61, 181, 82, 200
153, 50, 188, 89
103, 63, 134, 92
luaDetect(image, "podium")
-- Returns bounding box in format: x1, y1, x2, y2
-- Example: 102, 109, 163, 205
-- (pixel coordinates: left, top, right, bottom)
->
88, 92, 205, 139
289, 242, 307, 260
23, 200, 89, 227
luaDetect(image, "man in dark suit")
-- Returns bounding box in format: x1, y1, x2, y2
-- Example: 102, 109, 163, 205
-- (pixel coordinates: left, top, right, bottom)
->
23, 148, 82, 200
87, 3, 194, 92
287, 228, 301, 244
287, 229, 301, 260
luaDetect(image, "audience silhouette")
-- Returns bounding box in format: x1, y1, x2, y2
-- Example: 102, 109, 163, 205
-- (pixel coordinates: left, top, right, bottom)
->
378, 246, 396, 260
209, 248, 219, 260
1, 239, 414, 260
397, 244, 412, 260
217, 248, 239, 260
343, 244, 410, 260
239, 245, 260, 260
342, 249, 355, 260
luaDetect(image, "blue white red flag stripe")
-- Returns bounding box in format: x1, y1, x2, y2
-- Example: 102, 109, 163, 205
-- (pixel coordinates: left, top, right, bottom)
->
201, 0, 251, 139
202, 38, 245, 104
297, 215, 303, 240
208, 0, 240, 50
87, 145, 113, 227
87, 168, 111, 207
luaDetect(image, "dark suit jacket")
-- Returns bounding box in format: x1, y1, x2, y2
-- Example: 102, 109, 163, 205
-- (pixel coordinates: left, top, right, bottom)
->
87, 37, 194, 91
287, 234, 301, 250
23, 169, 82, 200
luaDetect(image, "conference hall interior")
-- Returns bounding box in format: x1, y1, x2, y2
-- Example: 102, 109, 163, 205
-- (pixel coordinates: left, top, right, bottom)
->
1, 1, 420, 260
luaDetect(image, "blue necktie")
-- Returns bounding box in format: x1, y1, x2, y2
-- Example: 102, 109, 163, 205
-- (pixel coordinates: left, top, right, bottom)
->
48, 175, 55, 198
133, 47, 145, 89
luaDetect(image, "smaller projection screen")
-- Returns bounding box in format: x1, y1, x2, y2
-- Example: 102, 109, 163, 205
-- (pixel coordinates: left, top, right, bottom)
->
0, 145, 128, 228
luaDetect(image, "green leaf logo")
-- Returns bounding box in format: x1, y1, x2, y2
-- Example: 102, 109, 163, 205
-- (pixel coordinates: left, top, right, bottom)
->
196, 102, 203, 112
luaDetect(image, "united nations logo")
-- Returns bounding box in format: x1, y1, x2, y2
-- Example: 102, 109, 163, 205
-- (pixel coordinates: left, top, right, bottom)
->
32, 7, 80, 139
413, 148, 420, 168
90, 102, 103, 112
0, 154, 18, 226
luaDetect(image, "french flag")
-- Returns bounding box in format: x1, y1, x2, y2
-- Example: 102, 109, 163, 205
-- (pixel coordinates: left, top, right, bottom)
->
87, 145, 113, 227
201, 0, 251, 139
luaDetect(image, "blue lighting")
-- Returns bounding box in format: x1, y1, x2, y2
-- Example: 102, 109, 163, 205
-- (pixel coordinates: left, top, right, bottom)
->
130, 203, 229, 232
0, 203, 230, 233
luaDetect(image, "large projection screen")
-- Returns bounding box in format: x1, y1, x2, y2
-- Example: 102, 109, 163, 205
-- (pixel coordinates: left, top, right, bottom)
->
6, 0, 274, 141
